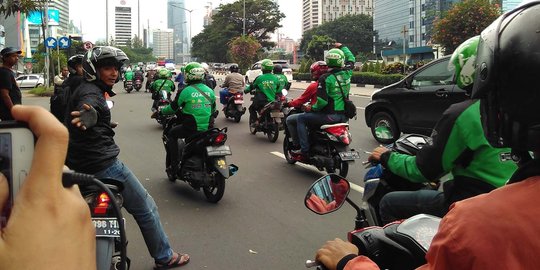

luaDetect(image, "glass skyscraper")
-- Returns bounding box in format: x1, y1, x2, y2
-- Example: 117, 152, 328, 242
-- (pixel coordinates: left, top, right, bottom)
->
167, 0, 188, 63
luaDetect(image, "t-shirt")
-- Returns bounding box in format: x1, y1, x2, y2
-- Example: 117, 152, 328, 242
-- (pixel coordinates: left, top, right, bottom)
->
0, 67, 22, 120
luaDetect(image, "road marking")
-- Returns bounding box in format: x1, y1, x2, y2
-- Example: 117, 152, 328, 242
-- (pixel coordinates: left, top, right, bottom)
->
270, 151, 364, 194
357, 107, 365, 110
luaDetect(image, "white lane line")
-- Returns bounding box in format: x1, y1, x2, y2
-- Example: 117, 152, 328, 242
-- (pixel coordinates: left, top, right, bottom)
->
357, 107, 365, 110
270, 151, 364, 194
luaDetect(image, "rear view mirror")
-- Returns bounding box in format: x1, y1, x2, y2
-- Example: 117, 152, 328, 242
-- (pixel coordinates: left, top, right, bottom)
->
305, 174, 350, 215
106, 100, 115, 109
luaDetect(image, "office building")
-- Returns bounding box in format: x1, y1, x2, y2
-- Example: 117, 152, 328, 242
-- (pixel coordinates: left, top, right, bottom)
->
167, 0, 188, 63
153, 29, 174, 59
302, 0, 373, 33
105, 0, 140, 46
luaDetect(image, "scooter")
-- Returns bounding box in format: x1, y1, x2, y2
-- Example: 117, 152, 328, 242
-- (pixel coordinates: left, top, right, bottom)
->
134, 78, 143, 92
124, 80, 133, 93
154, 90, 174, 129
223, 89, 246, 123
248, 90, 288, 143
304, 174, 440, 270
162, 117, 238, 203
282, 107, 360, 178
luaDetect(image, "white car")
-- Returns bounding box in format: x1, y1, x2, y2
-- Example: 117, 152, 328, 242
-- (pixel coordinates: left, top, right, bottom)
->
245, 60, 293, 84
16, 74, 44, 88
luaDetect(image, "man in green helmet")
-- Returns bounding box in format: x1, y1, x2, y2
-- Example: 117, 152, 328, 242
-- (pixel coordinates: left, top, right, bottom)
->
292, 43, 353, 160
154, 62, 217, 176
150, 68, 176, 112
368, 36, 517, 224
244, 59, 279, 127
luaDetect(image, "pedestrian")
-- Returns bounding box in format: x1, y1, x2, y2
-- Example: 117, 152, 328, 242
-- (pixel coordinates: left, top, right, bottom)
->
0, 47, 22, 121
54, 66, 69, 87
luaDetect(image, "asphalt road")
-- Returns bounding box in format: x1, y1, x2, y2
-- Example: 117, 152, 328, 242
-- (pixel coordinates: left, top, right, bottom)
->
22, 81, 379, 270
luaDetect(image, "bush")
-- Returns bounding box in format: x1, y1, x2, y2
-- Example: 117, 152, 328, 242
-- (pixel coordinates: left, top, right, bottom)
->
28, 86, 54, 97
381, 62, 405, 74
293, 72, 404, 86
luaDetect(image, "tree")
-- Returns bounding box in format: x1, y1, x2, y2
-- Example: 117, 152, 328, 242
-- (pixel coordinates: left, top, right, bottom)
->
229, 35, 261, 71
192, 0, 285, 62
306, 35, 335, 60
0, 0, 37, 18
299, 14, 374, 59
432, 0, 500, 53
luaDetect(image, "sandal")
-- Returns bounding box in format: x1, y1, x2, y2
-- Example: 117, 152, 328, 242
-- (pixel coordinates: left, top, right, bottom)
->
154, 252, 190, 269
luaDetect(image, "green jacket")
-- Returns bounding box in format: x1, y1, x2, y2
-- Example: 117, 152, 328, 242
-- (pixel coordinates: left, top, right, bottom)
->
161, 82, 216, 131
312, 46, 355, 113
151, 79, 176, 94
380, 100, 517, 202
124, 71, 134, 81
275, 73, 288, 92
245, 72, 279, 102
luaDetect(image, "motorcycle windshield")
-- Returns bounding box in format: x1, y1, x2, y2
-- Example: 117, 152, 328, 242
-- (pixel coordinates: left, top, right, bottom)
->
396, 214, 441, 251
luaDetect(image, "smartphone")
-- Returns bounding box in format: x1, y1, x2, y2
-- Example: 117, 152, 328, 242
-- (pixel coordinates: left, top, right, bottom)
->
0, 121, 35, 228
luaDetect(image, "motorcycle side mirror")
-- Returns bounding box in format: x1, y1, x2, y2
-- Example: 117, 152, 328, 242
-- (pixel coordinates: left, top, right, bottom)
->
281, 89, 288, 96
106, 100, 115, 109
304, 173, 350, 215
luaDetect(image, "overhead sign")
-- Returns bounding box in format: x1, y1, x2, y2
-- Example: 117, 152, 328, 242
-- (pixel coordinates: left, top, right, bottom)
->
58, 36, 71, 49
27, 9, 60, 26
45, 37, 57, 49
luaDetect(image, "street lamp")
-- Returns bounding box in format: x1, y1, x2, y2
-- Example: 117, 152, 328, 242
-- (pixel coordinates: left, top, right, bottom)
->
168, 2, 195, 62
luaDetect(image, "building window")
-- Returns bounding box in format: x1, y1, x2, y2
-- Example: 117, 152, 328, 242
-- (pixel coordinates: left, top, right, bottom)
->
410, 35, 414, 42
410, 7, 414, 15
410, 21, 414, 28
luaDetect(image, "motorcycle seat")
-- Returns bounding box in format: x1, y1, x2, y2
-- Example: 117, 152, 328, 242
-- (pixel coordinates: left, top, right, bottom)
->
320, 123, 349, 129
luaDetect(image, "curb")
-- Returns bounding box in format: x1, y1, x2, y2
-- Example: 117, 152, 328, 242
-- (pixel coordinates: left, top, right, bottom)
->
294, 80, 383, 89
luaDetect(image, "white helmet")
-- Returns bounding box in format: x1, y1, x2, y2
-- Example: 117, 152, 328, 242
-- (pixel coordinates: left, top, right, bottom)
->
201, 62, 209, 72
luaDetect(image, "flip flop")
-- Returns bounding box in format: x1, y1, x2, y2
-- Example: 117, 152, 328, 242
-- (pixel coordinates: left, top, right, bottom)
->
154, 252, 190, 269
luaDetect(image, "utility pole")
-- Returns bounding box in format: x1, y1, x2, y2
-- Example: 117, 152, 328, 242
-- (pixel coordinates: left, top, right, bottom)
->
401, 25, 408, 74
243, 0, 246, 36
44, 1, 50, 86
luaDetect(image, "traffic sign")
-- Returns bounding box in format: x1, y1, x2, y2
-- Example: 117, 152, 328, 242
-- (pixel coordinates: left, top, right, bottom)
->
45, 37, 57, 48
58, 36, 71, 49
83, 41, 93, 50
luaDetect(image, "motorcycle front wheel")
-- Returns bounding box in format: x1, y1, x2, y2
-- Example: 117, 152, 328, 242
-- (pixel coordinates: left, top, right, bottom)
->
203, 172, 225, 203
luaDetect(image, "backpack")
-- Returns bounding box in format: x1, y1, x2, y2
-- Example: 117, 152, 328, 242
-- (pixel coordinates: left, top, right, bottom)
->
50, 76, 81, 122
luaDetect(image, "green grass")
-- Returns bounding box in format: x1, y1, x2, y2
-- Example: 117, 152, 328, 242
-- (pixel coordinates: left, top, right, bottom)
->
28, 86, 54, 97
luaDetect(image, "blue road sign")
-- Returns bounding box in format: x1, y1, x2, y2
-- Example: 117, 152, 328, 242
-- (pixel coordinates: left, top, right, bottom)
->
45, 37, 57, 49
58, 36, 71, 49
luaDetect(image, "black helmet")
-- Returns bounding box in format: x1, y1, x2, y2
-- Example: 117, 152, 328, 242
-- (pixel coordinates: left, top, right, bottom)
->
0, 47, 21, 58
67, 54, 84, 74
471, 1, 540, 151
229, 64, 239, 73
273, 64, 283, 74
83, 46, 129, 82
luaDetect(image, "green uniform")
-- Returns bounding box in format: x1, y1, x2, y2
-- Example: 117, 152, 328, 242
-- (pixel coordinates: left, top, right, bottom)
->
151, 79, 176, 94
124, 70, 134, 80
380, 100, 517, 204
275, 73, 288, 92
245, 73, 279, 102
312, 46, 355, 113
161, 82, 216, 131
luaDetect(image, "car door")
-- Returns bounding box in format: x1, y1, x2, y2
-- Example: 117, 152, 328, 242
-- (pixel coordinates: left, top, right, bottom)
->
16, 76, 28, 88
399, 57, 456, 131
27, 75, 39, 87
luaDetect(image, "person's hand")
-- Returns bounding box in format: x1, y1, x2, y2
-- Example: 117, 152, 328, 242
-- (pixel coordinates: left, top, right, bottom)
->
70, 103, 97, 131
151, 110, 159, 119
301, 104, 312, 112
368, 146, 390, 163
0, 105, 96, 270
334, 42, 343, 48
316, 238, 358, 270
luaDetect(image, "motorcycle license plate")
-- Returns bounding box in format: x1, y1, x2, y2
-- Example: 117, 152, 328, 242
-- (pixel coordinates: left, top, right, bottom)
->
93, 217, 124, 238
270, 111, 284, 118
206, 145, 232, 156
234, 99, 244, 104
338, 151, 361, 161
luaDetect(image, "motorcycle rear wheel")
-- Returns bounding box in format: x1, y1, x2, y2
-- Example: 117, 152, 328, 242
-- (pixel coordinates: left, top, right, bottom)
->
327, 157, 349, 178
282, 134, 296, 164
203, 173, 225, 203
234, 114, 241, 123
249, 117, 257, 134
267, 121, 279, 143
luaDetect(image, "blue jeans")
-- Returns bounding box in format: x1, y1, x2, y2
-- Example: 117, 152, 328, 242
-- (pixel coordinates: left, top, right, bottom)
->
93, 159, 173, 264
379, 189, 448, 225
296, 112, 347, 153
219, 88, 232, 106
286, 113, 302, 146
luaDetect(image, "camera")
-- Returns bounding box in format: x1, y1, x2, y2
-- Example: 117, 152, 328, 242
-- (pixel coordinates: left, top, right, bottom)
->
0, 121, 35, 228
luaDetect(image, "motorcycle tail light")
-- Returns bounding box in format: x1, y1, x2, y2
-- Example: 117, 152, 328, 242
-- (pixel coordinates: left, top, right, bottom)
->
234, 93, 243, 99
213, 133, 227, 145
325, 126, 347, 136
94, 192, 110, 215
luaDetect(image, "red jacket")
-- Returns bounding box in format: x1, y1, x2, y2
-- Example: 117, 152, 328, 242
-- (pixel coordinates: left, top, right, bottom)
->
288, 81, 317, 108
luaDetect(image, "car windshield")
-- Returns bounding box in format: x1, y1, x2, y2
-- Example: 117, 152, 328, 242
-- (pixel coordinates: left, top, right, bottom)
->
273, 61, 290, 69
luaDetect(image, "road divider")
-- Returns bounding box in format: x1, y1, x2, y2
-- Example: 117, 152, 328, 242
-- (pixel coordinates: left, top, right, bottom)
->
270, 151, 364, 194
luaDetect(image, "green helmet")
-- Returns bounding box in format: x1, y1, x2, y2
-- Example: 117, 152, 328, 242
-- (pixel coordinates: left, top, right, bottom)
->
449, 35, 479, 90
261, 59, 274, 72
184, 62, 205, 83
180, 66, 185, 73
325, 48, 345, 68
158, 68, 169, 79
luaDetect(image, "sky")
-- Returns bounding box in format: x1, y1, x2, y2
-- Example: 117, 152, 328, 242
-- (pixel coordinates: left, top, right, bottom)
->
68, 0, 302, 44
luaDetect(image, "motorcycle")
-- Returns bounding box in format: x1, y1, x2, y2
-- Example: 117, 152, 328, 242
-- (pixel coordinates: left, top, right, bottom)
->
134, 78, 143, 92
80, 178, 129, 270
282, 107, 359, 178
223, 89, 246, 123
162, 118, 238, 203
124, 80, 133, 93
154, 90, 174, 129
363, 134, 438, 226
304, 174, 441, 270
248, 90, 287, 143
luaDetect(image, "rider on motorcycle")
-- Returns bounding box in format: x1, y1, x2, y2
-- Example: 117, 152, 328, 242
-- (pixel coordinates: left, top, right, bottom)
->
201, 63, 217, 90
219, 64, 245, 110
145, 67, 157, 92
123, 66, 133, 89
292, 43, 353, 160
154, 62, 217, 176
244, 59, 279, 127
283, 61, 328, 150
273, 64, 290, 92
134, 66, 144, 83
368, 36, 517, 224
150, 68, 176, 112
316, 4, 540, 269
175, 66, 186, 90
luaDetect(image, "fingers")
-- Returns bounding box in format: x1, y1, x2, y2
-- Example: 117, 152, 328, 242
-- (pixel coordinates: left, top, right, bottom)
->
10, 105, 68, 191
0, 173, 8, 215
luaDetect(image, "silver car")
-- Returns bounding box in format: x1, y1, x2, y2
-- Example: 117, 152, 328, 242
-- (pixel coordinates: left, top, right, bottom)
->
16, 74, 45, 88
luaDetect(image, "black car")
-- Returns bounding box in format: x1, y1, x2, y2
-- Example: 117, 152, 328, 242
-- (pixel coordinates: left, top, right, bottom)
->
365, 56, 468, 144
